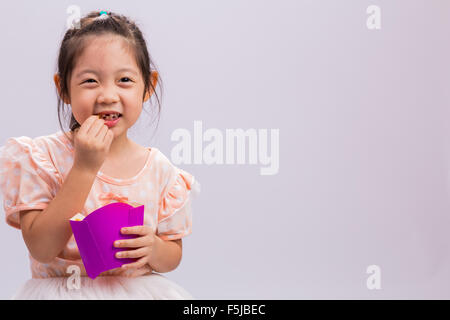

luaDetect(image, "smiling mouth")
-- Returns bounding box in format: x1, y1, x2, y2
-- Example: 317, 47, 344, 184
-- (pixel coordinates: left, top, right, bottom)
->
97, 113, 122, 120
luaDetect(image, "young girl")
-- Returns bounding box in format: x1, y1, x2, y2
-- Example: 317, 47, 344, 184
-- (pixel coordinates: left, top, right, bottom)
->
0, 10, 200, 299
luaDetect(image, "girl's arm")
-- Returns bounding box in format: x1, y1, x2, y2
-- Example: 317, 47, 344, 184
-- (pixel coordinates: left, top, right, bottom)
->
20, 115, 114, 263
149, 237, 183, 273
19, 165, 97, 263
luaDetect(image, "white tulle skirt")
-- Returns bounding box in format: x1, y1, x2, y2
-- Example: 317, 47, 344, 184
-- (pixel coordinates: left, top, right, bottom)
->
11, 274, 194, 300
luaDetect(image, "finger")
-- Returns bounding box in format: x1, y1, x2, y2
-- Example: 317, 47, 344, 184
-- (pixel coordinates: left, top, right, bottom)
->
96, 123, 109, 139
121, 256, 148, 270
121, 225, 152, 236
116, 247, 148, 259
78, 115, 99, 135
87, 118, 107, 137
99, 125, 112, 145
114, 235, 152, 248
103, 127, 114, 144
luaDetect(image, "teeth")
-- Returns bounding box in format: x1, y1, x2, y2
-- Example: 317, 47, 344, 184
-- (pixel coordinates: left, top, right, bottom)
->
101, 113, 120, 120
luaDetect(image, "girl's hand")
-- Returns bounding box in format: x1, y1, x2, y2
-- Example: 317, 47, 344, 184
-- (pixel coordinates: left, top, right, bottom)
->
72, 115, 114, 174
114, 225, 157, 270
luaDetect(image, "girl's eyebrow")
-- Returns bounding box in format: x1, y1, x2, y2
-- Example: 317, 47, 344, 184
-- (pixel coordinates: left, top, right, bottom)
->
75, 68, 138, 78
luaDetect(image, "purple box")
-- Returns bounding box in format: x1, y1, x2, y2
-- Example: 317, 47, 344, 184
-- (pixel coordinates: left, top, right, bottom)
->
69, 202, 144, 279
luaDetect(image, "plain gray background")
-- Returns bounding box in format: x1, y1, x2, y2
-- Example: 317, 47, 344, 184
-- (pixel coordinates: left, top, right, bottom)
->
0, 0, 449, 299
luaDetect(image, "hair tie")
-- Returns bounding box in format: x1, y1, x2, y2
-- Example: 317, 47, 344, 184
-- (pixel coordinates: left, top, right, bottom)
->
97, 10, 109, 20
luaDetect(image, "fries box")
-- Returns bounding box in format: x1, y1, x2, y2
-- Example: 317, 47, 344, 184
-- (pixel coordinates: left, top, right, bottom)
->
69, 201, 144, 279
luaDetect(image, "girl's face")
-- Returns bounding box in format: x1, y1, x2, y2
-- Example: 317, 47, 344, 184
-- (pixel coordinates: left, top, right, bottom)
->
68, 34, 150, 138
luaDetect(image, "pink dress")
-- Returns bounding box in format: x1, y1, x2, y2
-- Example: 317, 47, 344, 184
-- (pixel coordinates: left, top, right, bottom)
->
0, 130, 200, 299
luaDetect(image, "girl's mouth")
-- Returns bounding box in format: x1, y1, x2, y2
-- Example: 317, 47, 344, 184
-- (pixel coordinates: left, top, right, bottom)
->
104, 117, 120, 128
97, 113, 122, 128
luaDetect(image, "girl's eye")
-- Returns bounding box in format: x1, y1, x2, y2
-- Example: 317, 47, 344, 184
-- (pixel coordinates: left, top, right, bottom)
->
81, 78, 132, 84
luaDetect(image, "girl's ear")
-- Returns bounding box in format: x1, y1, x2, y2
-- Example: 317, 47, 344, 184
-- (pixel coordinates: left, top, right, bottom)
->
53, 73, 70, 104
143, 71, 158, 102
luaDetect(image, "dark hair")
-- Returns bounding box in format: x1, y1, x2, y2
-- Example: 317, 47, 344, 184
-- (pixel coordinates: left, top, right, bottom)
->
55, 10, 163, 142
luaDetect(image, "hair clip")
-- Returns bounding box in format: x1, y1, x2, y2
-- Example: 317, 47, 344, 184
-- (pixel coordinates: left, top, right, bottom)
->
97, 11, 109, 20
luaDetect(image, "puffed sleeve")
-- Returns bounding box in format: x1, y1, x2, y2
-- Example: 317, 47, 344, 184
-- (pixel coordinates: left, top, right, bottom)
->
0, 137, 62, 229
157, 166, 201, 241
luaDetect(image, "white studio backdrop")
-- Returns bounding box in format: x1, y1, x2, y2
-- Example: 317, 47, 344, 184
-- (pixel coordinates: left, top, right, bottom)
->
0, 0, 449, 299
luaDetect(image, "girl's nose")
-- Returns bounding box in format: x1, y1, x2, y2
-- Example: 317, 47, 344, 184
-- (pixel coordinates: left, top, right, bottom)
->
97, 87, 120, 104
